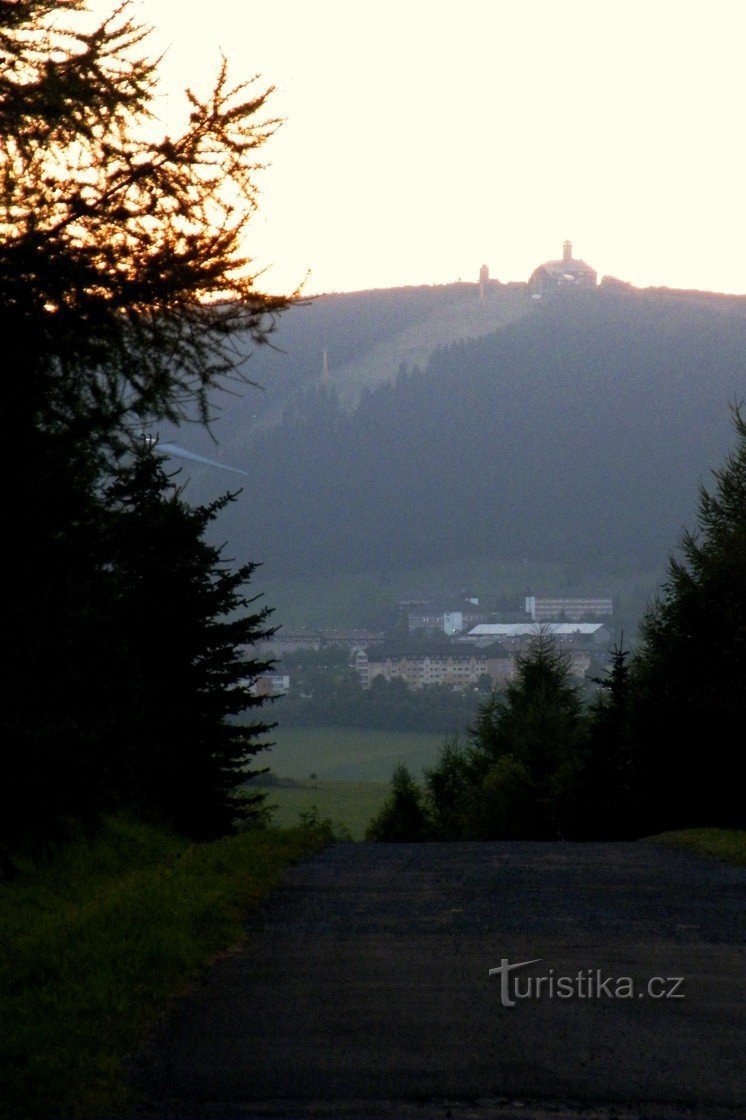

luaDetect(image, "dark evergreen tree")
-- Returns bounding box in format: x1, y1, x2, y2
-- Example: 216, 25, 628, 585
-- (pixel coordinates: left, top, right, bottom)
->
0, 2, 291, 853
423, 737, 473, 840
581, 646, 639, 838
631, 405, 746, 830
464, 631, 587, 839
2, 427, 116, 855
367, 635, 590, 843
103, 446, 276, 839
364, 764, 429, 842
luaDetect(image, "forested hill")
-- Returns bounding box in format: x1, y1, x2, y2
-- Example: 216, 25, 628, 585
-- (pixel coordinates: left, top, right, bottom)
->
177, 283, 746, 583
181, 280, 528, 432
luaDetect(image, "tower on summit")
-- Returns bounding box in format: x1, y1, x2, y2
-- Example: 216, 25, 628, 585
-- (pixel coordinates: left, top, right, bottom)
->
528, 241, 597, 296
478, 263, 489, 301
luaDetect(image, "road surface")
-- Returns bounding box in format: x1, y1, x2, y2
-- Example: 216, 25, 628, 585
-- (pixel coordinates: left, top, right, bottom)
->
132, 841, 744, 1119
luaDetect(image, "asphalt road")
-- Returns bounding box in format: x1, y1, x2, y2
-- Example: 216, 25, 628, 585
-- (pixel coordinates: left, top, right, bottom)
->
131, 841, 744, 1120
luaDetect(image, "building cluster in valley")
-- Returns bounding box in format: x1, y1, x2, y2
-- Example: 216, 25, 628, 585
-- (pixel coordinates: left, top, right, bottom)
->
250, 593, 615, 697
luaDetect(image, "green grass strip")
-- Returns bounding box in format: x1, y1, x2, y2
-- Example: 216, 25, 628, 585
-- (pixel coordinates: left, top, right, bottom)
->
648, 828, 746, 866
265, 779, 389, 839
0, 814, 331, 1120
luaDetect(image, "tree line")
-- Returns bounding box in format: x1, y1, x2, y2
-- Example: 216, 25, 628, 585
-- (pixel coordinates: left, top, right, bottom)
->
276, 648, 485, 734
1, 2, 289, 863
368, 410, 745, 841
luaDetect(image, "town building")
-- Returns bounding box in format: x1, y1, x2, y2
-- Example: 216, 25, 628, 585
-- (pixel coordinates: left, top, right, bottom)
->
257, 629, 384, 655
406, 598, 487, 635
525, 596, 613, 622
353, 647, 516, 691
250, 673, 290, 697
465, 622, 611, 650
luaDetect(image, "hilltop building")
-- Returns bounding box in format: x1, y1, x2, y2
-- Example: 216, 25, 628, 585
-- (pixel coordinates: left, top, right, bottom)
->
529, 240, 597, 296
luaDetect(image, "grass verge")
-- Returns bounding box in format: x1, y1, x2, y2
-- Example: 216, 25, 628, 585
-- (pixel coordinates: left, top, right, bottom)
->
0, 814, 331, 1120
648, 828, 746, 866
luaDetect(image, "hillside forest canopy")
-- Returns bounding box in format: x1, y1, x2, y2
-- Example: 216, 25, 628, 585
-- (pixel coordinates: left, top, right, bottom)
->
173, 285, 746, 591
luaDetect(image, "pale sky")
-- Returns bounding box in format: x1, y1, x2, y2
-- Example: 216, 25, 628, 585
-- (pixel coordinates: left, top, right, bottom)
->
121, 0, 746, 296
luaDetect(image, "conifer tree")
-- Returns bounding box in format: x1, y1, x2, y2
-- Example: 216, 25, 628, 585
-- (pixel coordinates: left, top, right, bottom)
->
582, 646, 639, 838
632, 405, 746, 829
1, 0, 288, 437
103, 447, 276, 839
364, 764, 429, 842
464, 631, 587, 839
0, 2, 291, 852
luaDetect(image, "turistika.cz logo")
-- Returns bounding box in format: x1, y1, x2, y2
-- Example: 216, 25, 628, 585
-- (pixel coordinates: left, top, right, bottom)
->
488, 958, 686, 1008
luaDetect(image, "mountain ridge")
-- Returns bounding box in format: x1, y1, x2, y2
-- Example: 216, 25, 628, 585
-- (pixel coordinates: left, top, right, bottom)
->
166, 281, 746, 623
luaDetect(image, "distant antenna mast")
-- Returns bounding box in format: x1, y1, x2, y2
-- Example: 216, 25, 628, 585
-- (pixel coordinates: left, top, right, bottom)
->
321, 348, 330, 382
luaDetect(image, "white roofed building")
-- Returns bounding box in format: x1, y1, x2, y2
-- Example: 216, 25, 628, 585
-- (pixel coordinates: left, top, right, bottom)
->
465, 622, 611, 649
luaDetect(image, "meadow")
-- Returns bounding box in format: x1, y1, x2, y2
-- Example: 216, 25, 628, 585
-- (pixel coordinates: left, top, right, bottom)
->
257, 725, 446, 838
263, 724, 445, 782
263, 780, 389, 840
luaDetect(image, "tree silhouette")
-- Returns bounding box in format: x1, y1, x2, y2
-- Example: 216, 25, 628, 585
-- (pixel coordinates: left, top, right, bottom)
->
582, 645, 639, 838
632, 405, 746, 829
465, 631, 587, 838
0, 2, 291, 854
1, 1, 289, 436
103, 447, 276, 839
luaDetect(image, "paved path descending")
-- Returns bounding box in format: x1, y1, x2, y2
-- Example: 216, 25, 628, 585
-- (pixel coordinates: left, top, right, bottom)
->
134, 842, 744, 1118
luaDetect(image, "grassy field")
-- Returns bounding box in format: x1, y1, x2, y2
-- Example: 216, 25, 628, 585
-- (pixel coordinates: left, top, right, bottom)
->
263, 780, 390, 840
649, 828, 746, 866
255, 726, 441, 839
0, 815, 331, 1120
263, 724, 445, 782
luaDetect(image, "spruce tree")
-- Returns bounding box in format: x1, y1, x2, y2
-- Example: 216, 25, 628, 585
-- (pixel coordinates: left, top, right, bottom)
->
365, 764, 429, 842
103, 446, 276, 839
1, 1, 288, 437
465, 631, 587, 839
632, 405, 746, 830
582, 646, 639, 838
0, 2, 291, 853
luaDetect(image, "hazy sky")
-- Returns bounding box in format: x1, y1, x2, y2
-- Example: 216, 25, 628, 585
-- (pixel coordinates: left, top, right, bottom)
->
122, 0, 746, 296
